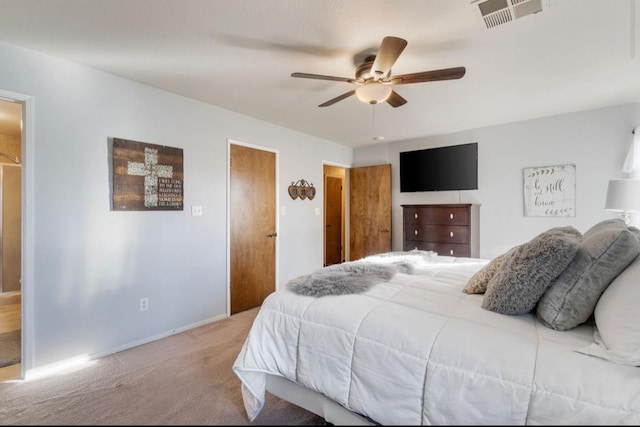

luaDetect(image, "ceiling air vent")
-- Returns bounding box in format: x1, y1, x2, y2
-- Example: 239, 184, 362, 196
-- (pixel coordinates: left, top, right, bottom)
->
471, 0, 548, 29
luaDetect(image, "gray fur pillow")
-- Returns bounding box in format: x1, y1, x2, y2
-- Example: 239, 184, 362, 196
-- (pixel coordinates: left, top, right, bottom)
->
463, 249, 512, 294
537, 221, 640, 330
482, 226, 582, 315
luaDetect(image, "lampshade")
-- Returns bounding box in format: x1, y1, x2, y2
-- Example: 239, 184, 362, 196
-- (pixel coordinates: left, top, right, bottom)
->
605, 179, 640, 224
355, 82, 392, 104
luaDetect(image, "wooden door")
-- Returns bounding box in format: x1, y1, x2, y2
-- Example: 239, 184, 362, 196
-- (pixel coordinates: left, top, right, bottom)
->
349, 164, 391, 260
324, 175, 342, 266
229, 144, 276, 314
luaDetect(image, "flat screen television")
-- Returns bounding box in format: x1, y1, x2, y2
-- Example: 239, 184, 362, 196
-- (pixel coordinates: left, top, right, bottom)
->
400, 142, 478, 192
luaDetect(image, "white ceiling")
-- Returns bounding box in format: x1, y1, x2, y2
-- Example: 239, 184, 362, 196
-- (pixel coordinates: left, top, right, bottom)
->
0, 0, 639, 148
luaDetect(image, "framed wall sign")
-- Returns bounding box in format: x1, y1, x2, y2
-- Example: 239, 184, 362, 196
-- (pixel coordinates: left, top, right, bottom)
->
523, 164, 575, 217
112, 138, 184, 211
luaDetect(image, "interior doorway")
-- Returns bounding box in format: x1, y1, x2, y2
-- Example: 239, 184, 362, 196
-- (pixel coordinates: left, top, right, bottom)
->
0, 97, 22, 380
323, 164, 346, 266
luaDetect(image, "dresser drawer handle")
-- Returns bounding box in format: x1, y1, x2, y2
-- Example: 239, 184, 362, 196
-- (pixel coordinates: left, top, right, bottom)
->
414, 213, 418, 219
450, 249, 454, 255
414, 229, 419, 236
449, 231, 454, 237
449, 213, 454, 220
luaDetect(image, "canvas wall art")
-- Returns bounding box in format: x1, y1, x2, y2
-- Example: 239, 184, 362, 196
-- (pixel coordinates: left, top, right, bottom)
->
523, 164, 575, 217
112, 138, 184, 211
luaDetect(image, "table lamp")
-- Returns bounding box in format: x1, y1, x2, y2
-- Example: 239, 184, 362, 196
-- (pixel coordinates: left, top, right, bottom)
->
605, 179, 640, 225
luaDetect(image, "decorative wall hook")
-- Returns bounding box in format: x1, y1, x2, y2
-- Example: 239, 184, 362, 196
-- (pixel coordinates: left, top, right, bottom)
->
288, 179, 316, 200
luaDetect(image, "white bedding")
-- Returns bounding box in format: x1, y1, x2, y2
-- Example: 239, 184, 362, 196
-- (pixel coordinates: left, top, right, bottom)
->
232, 253, 640, 425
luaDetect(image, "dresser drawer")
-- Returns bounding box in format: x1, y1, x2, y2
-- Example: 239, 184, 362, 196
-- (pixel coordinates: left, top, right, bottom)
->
403, 241, 471, 257
403, 206, 470, 226
404, 224, 469, 244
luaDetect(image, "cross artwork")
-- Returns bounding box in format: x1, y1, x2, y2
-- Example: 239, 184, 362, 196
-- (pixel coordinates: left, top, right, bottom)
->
127, 147, 173, 207
112, 138, 184, 211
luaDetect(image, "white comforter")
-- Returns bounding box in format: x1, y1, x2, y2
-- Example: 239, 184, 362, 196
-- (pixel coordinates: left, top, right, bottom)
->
233, 254, 640, 425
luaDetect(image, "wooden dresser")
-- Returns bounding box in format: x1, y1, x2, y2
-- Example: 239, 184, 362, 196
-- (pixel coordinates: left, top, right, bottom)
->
401, 204, 479, 257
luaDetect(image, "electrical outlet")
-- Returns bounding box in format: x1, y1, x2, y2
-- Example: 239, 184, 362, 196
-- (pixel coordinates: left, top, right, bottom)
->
139, 297, 149, 312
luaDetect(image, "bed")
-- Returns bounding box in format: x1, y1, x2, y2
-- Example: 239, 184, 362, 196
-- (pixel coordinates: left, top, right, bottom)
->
233, 220, 640, 425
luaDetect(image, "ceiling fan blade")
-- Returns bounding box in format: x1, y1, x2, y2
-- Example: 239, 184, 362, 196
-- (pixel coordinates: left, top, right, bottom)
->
291, 72, 356, 83
390, 66, 466, 85
371, 36, 408, 80
318, 90, 356, 107
386, 90, 407, 108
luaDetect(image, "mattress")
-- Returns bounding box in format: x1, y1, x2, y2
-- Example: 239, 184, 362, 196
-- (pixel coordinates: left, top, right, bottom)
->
233, 252, 640, 425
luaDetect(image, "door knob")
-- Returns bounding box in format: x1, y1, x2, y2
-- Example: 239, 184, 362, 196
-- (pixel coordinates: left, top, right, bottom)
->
266, 232, 278, 238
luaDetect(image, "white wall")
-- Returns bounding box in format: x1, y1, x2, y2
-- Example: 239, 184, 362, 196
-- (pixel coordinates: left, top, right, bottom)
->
0, 41, 352, 374
353, 103, 640, 259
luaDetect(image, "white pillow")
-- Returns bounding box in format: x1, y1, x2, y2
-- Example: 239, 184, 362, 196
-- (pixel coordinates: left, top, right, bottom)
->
575, 254, 640, 366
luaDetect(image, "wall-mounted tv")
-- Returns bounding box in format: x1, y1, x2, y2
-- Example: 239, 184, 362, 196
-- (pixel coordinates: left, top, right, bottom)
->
400, 142, 478, 192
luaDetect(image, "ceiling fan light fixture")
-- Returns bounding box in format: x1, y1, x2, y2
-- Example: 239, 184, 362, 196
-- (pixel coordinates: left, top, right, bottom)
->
291, 36, 465, 108
355, 82, 392, 104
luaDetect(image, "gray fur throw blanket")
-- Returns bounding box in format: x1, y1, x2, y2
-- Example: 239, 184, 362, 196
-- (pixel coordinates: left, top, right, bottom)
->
287, 255, 418, 297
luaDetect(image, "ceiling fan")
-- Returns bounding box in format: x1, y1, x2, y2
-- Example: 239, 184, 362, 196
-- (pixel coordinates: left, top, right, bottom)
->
291, 36, 466, 108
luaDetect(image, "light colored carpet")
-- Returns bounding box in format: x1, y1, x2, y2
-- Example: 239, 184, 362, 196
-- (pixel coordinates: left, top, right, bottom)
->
0, 329, 20, 368
0, 308, 326, 425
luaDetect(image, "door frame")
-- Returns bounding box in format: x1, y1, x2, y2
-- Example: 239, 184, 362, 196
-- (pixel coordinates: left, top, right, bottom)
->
226, 138, 279, 315
0, 88, 34, 380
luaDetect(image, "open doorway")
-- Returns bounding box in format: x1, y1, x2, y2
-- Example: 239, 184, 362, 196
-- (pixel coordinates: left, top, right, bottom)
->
323, 164, 346, 266
0, 97, 22, 381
